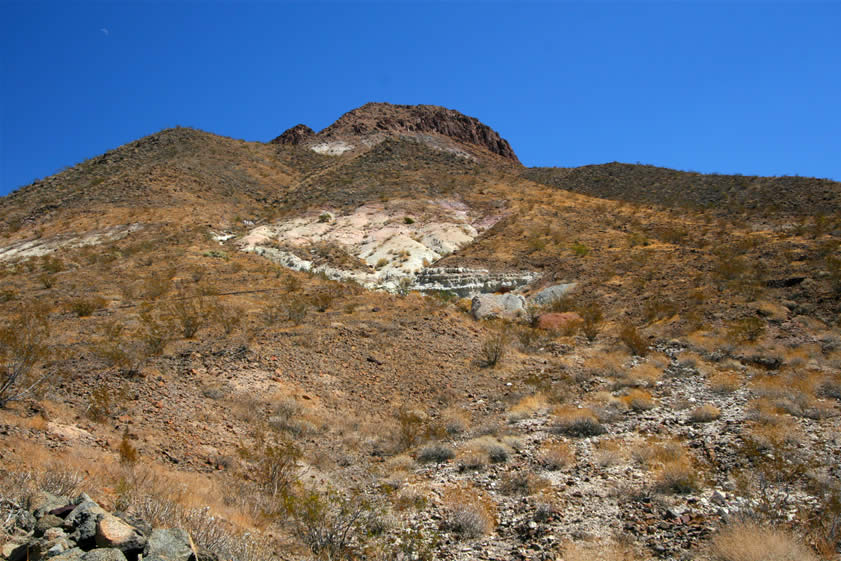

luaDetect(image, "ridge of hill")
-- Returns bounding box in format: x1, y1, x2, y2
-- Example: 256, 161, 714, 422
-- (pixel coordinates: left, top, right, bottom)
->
524, 162, 841, 217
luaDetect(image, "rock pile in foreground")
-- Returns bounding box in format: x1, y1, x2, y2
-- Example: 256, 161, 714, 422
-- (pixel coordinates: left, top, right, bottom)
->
2, 492, 197, 561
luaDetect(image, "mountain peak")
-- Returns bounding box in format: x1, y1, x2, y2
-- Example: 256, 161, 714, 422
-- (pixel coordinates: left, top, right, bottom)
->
275, 102, 520, 163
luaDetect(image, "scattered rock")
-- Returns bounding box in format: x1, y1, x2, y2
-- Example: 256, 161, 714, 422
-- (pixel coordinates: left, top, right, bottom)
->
94, 515, 146, 554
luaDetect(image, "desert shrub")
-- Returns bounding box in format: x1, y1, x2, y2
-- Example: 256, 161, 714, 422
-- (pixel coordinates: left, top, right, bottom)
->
500, 471, 549, 496
417, 443, 455, 464
478, 330, 507, 367
284, 486, 376, 559
619, 322, 649, 356
538, 441, 575, 470
211, 302, 243, 335
458, 451, 488, 472
0, 301, 51, 408
310, 289, 334, 312
439, 407, 470, 435
40, 255, 64, 274
551, 406, 606, 437
119, 429, 139, 465
570, 242, 590, 256
69, 296, 107, 317
318, 213, 332, 223
442, 486, 496, 538
689, 404, 721, 423
464, 436, 512, 464
621, 388, 655, 411
403, 216, 415, 224
239, 434, 302, 499
40, 464, 86, 497
577, 301, 603, 342
710, 522, 819, 561
375, 258, 389, 269
143, 272, 171, 299
39, 273, 55, 289
655, 459, 701, 494
395, 409, 427, 451
168, 292, 206, 338
728, 316, 766, 343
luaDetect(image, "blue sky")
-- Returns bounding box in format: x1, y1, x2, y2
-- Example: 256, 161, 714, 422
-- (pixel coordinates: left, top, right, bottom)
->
1, 2, 840, 196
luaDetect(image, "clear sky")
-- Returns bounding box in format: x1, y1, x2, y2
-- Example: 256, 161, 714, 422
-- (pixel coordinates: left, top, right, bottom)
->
1, 1, 840, 196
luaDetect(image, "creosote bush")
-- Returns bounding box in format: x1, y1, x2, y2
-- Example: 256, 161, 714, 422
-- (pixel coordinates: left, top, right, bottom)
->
0, 300, 51, 408
478, 330, 507, 368
619, 322, 649, 356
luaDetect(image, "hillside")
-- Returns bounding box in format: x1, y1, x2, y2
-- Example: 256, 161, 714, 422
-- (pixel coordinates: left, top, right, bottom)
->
1, 103, 841, 561
524, 162, 841, 217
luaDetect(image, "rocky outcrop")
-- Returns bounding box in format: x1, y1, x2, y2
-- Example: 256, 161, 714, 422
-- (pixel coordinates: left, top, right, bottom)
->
1, 494, 193, 561
471, 293, 527, 321
277, 102, 520, 162
413, 267, 540, 297
270, 124, 315, 145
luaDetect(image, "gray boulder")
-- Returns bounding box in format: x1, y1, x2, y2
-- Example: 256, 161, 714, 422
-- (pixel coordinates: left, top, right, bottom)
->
81, 549, 127, 561
530, 283, 577, 308
64, 500, 106, 546
471, 293, 527, 321
46, 547, 85, 561
145, 529, 197, 561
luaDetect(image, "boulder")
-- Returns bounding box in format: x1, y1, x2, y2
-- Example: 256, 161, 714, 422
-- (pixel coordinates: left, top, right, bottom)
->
145, 529, 197, 561
536, 312, 583, 331
81, 549, 127, 561
47, 547, 85, 561
64, 499, 106, 547
471, 293, 527, 321
31, 492, 70, 519
36, 514, 65, 536
94, 515, 146, 554
530, 283, 577, 308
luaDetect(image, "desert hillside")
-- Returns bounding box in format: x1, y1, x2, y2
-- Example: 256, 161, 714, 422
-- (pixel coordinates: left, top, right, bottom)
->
1, 103, 840, 561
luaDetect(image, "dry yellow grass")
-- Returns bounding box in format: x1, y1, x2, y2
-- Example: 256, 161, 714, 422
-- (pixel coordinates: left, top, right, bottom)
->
689, 404, 721, 423
507, 392, 548, 421
560, 539, 653, 561
620, 388, 656, 411
708, 370, 741, 394
710, 522, 819, 561
538, 441, 575, 470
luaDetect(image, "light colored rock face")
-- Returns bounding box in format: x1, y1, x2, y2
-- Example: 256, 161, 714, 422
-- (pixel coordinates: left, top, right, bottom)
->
530, 283, 578, 307
95, 515, 144, 550
412, 267, 540, 297
0, 224, 142, 262
471, 293, 527, 321
241, 199, 536, 294
310, 140, 354, 155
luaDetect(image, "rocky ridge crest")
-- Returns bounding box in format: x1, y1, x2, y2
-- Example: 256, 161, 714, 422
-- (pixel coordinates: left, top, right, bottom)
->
273, 102, 520, 162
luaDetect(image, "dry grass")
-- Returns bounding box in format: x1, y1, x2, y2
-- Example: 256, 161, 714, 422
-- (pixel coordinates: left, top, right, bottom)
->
537, 441, 575, 470
689, 404, 721, 423
594, 438, 628, 468
620, 388, 656, 411
507, 392, 548, 421
708, 370, 741, 394
442, 485, 496, 538
710, 522, 819, 561
550, 405, 606, 437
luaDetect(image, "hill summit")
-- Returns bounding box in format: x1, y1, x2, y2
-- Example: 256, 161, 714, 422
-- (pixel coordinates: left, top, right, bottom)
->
272, 102, 520, 162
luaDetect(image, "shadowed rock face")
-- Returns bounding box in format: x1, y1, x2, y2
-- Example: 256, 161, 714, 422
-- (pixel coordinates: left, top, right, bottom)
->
275, 102, 520, 162
271, 124, 315, 145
